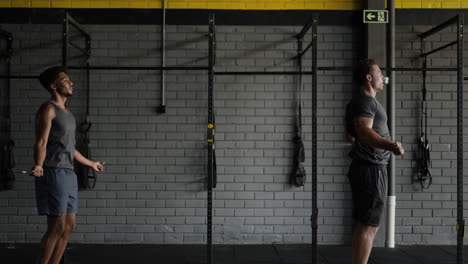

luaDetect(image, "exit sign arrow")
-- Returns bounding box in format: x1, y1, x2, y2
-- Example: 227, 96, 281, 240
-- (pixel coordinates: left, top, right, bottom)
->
366, 13, 376, 21
363, 10, 388, 23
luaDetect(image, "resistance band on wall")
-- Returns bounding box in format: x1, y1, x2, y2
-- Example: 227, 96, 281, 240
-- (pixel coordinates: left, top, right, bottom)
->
416, 57, 432, 189
290, 41, 306, 187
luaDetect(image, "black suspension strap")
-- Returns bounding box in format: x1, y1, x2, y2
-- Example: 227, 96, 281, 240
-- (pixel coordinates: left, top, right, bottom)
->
291, 38, 306, 187
76, 118, 96, 189
416, 57, 432, 189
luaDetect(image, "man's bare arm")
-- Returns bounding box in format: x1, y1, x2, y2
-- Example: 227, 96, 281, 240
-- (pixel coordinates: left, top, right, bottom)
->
74, 150, 104, 172
32, 104, 55, 176
344, 127, 355, 144
354, 116, 404, 155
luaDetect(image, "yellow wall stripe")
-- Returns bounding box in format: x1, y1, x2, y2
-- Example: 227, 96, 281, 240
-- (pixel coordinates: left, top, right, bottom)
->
2, 0, 468, 10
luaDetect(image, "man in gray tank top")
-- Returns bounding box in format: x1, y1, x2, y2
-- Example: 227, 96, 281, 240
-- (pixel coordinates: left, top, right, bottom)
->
345, 59, 404, 264
31, 66, 104, 264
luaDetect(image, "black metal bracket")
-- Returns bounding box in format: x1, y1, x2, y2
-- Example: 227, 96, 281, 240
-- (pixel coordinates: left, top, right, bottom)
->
62, 12, 91, 70
296, 16, 315, 40
420, 40, 457, 58
295, 16, 316, 60
419, 15, 459, 39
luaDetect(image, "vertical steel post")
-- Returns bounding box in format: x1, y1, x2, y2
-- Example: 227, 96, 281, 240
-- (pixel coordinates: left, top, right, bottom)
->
456, 14, 464, 264
86, 35, 91, 118
159, 0, 166, 113
207, 12, 215, 264
62, 13, 68, 70
311, 12, 318, 264
297, 33, 303, 118
6, 34, 11, 137
385, 0, 396, 248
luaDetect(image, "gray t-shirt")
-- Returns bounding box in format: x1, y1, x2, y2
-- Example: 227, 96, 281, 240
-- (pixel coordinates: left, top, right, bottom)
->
43, 101, 76, 169
346, 92, 391, 164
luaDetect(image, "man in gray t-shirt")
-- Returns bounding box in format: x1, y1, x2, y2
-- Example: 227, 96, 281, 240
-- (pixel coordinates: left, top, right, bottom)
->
32, 66, 104, 264
345, 59, 404, 264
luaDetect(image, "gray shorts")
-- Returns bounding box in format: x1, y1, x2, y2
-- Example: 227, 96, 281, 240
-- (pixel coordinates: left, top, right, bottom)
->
347, 161, 388, 227
35, 167, 78, 216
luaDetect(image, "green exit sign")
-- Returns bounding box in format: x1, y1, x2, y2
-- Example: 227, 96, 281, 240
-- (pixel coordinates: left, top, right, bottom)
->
363, 10, 388, 23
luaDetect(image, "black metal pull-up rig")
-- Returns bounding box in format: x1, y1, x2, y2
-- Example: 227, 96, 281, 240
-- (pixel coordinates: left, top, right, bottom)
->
206, 13, 318, 264
62, 11, 218, 264
62, 12, 98, 190
417, 15, 464, 264
294, 13, 318, 264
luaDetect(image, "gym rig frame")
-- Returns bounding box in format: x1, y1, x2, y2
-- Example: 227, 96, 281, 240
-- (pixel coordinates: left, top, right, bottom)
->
0, 10, 465, 264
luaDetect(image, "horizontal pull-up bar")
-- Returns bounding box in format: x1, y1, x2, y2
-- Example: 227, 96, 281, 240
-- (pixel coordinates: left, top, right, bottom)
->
214, 67, 459, 75
67, 66, 209, 71
66, 13, 90, 38
0, 75, 38, 79
419, 15, 458, 39
421, 40, 458, 57
215, 71, 313, 75
384, 67, 458, 72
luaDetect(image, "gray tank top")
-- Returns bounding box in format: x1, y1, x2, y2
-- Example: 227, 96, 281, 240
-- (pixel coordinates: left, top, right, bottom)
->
43, 101, 76, 169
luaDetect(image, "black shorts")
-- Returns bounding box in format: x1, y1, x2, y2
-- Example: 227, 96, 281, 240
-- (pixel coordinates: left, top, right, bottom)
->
347, 161, 388, 227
